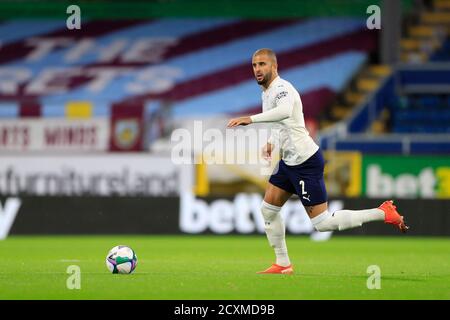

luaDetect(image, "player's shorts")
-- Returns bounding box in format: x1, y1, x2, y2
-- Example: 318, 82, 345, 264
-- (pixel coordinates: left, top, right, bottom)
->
268, 149, 328, 206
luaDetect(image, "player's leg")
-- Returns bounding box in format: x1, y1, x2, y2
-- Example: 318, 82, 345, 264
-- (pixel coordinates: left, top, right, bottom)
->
263, 180, 293, 206
292, 150, 409, 233
305, 201, 385, 230
306, 200, 409, 233
261, 182, 293, 267
257, 160, 295, 274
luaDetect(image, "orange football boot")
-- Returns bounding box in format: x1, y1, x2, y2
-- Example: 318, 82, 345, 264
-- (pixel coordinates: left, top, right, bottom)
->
378, 200, 409, 233
257, 264, 294, 275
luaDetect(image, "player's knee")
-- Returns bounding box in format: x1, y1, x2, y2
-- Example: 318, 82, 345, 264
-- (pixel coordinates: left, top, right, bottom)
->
261, 200, 281, 222
311, 210, 336, 232
314, 221, 333, 232
261, 201, 285, 237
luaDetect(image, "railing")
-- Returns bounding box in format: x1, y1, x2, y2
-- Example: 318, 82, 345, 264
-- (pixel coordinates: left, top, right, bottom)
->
322, 133, 450, 154
396, 62, 450, 94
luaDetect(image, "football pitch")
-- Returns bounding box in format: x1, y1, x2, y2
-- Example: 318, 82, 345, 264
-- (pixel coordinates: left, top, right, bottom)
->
0, 235, 449, 300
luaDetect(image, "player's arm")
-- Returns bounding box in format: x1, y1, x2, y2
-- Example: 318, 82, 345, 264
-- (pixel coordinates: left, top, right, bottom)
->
250, 90, 293, 123
227, 90, 293, 127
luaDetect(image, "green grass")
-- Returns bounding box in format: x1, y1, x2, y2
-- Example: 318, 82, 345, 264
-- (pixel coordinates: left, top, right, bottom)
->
0, 235, 449, 299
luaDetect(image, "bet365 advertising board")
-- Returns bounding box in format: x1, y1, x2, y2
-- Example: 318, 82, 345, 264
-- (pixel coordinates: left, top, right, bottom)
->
362, 155, 450, 199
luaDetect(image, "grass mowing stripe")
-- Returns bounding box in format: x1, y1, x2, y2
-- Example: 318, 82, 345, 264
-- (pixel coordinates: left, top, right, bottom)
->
0, 235, 449, 299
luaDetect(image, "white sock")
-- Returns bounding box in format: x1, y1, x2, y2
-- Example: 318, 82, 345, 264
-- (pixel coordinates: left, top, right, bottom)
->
311, 208, 385, 232
261, 201, 291, 267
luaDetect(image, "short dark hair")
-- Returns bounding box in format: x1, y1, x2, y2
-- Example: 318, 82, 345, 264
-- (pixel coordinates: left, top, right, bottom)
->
253, 48, 277, 64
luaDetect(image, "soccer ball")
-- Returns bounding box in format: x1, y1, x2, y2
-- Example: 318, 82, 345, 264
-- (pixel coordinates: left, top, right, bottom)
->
105, 245, 138, 274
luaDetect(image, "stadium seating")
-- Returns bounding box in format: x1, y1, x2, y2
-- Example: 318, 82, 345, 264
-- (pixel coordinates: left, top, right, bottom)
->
430, 37, 450, 60
391, 94, 450, 133
400, 0, 450, 63
0, 18, 378, 125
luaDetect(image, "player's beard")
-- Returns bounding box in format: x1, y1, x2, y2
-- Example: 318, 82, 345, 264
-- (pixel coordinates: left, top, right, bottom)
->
256, 72, 272, 86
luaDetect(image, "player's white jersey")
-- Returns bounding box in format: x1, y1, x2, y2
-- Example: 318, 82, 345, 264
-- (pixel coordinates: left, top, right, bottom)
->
253, 76, 319, 166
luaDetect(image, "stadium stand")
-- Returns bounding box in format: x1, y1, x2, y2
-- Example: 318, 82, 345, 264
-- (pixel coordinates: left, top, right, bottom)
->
0, 17, 378, 130
1, 2, 450, 304
400, 0, 449, 63
0, 0, 447, 195
320, 0, 450, 157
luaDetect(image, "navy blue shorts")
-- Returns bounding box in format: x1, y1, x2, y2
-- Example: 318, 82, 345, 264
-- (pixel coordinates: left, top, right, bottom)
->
269, 150, 328, 206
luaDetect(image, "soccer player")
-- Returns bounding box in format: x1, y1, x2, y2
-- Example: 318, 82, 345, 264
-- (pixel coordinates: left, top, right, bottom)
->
227, 48, 409, 275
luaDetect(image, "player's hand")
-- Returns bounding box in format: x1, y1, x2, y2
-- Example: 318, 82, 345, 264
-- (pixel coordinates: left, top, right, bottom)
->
261, 142, 273, 161
227, 116, 252, 128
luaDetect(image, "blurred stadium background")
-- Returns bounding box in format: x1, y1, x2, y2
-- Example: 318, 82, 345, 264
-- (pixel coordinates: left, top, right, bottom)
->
0, 0, 449, 300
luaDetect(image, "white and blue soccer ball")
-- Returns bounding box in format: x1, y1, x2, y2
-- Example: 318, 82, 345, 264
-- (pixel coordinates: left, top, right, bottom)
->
106, 245, 138, 274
